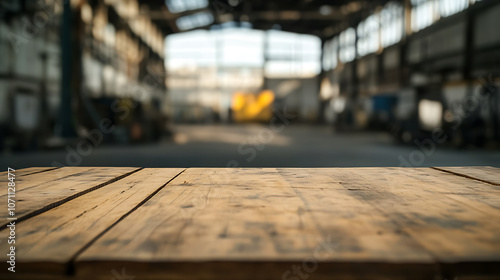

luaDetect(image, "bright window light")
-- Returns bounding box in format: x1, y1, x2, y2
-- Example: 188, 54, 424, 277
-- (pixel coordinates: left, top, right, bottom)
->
439, 0, 468, 17
166, 28, 264, 70
411, 0, 438, 33
322, 37, 338, 71
266, 30, 322, 78
265, 61, 321, 78
339, 28, 356, 63
176, 11, 214, 31
357, 14, 379, 56
217, 29, 265, 68
166, 29, 320, 78
381, 2, 403, 48
166, 30, 216, 69
166, 0, 208, 13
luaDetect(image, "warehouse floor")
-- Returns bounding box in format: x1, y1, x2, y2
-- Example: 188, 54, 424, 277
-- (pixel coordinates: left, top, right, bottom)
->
2, 124, 500, 168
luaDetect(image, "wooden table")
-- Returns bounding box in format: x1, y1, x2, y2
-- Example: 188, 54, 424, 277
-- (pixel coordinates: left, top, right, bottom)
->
1, 167, 499, 280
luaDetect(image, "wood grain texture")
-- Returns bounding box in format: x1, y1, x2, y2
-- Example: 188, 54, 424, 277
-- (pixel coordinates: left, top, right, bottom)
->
277, 168, 434, 262
0, 167, 139, 227
77, 168, 321, 260
0, 168, 184, 277
75, 168, 438, 280
321, 167, 500, 261
0, 167, 58, 180
305, 167, 500, 279
1, 167, 499, 280
433, 166, 500, 186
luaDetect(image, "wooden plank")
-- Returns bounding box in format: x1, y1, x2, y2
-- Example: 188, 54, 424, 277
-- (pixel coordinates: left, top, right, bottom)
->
306, 168, 500, 278
0, 167, 58, 182
0, 168, 184, 277
277, 168, 435, 262
433, 166, 500, 186
399, 168, 500, 221
2, 167, 499, 279
75, 168, 437, 280
0, 167, 139, 227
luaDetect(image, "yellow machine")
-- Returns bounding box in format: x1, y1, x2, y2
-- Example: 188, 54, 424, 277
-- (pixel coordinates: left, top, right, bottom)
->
231, 90, 275, 123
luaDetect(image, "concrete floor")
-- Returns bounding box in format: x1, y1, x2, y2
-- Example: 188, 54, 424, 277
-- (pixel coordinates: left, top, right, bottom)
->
2, 124, 500, 169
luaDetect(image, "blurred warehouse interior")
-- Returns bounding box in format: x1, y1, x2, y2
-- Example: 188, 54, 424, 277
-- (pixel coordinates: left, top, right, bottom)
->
0, 0, 499, 154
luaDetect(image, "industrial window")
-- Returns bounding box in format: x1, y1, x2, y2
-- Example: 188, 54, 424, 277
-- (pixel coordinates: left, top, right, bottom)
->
381, 2, 404, 48
166, 30, 217, 70
166, 26, 264, 97
166, 28, 321, 79
217, 29, 264, 68
265, 30, 322, 78
411, 0, 439, 32
439, 0, 469, 17
166, 0, 208, 13
357, 14, 380, 56
339, 28, 356, 63
322, 37, 338, 71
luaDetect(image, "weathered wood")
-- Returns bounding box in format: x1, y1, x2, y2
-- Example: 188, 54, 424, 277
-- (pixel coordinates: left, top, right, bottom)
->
307, 167, 500, 278
76, 168, 320, 259
1, 167, 499, 280
341, 167, 500, 261
277, 168, 435, 262
0, 167, 58, 182
433, 166, 500, 186
0, 167, 139, 227
75, 168, 438, 280
0, 168, 184, 277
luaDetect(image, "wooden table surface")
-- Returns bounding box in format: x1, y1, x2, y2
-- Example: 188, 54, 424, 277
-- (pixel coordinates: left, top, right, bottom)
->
1, 167, 499, 280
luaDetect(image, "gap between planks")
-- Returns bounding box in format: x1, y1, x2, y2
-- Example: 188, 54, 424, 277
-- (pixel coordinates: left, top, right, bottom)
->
65, 168, 187, 275
19, 167, 60, 176
4, 167, 499, 280
431, 167, 500, 186
278, 167, 500, 279
74, 168, 439, 280
0, 167, 59, 181
0, 167, 142, 229
0, 168, 185, 277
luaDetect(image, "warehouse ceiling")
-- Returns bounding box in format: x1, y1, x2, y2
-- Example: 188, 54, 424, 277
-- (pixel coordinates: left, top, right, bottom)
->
140, 0, 397, 39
